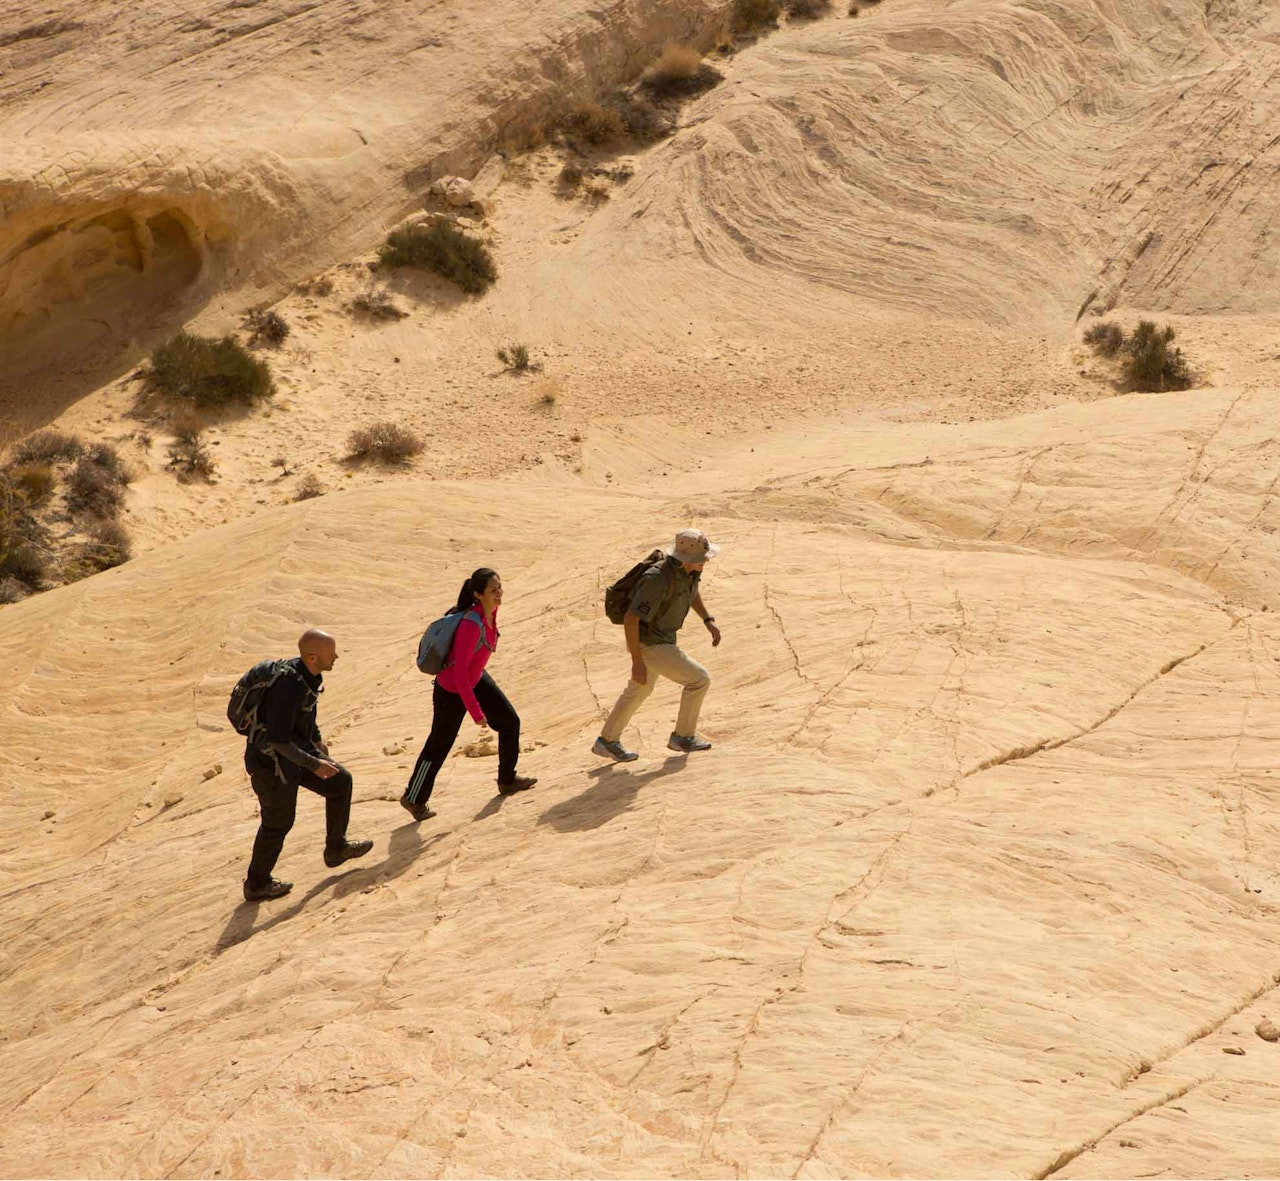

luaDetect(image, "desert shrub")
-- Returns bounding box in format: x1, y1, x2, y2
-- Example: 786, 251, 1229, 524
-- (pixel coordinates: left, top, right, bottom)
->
84, 442, 131, 485
1083, 320, 1125, 357
785, 0, 832, 16
731, 0, 782, 32
582, 176, 611, 203
378, 221, 497, 294
848, 2, 860, 13
0, 577, 27, 605
150, 332, 275, 407
352, 286, 407, 320
169, 409, 205, 445
247, 309, 290, 347
167, 436, 216, 482
535, 375, 561, 406
1124, 320, 1191, 391
13, 429, 83, 465
562, 101, 628, 145
558, 162, 585, 189
347, 421, 424, 464
66, 455, 126, 517
80, 520, 132, 572
296, 275, 335, 297
0, 473, 50, 590
10, 463, 55, 505
640, 44, 722, 99
294, 473, 325, 501
497, 343, 531, 371
603, 91, 673, 140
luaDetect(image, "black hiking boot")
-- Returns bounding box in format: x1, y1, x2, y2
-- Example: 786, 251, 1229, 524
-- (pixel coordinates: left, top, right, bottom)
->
323, 838, 373, 868
400, 795, 437, 822
498, 774, 538, 795
243, 877, 293, 902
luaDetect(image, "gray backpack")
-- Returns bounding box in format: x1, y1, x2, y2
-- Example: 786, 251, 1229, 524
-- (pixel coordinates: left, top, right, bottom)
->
416, 608, 486, 674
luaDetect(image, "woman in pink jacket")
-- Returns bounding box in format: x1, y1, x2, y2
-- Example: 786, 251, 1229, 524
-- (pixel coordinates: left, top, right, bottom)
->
401, 567, 537, 820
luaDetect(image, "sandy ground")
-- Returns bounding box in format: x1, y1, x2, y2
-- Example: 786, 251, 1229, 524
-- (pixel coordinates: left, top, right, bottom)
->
7, 0, 1280, 1176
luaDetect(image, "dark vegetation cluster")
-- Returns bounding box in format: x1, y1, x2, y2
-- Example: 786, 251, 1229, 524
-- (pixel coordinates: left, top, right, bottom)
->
1083, 320, 1192, 391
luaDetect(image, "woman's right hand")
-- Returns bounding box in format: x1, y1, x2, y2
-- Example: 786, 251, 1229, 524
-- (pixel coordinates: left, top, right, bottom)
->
631, 657, 648, 685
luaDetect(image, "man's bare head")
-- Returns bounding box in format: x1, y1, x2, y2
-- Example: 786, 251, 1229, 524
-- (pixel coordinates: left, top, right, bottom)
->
298, 628, 338, 673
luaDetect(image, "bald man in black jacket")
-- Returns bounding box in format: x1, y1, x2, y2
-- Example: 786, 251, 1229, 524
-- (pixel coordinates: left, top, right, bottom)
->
242, 629, 372, 901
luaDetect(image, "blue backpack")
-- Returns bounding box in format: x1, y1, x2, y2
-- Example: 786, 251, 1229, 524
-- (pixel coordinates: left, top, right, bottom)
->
416, 608, 488, 674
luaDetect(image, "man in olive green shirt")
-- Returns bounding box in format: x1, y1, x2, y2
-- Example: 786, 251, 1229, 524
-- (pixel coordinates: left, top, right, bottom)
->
594, 529, 723, 761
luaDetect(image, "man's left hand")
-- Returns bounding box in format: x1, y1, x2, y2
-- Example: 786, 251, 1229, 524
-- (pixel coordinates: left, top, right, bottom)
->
706, 620, 722, 648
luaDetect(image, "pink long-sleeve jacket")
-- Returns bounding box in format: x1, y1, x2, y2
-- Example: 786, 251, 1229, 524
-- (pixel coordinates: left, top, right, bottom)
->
436, 608, 498, 725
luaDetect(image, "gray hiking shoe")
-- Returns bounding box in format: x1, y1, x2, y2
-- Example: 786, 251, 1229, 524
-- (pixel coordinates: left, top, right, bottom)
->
668, 733, 712, 754
593, 736, 639, 763
243, 877, 292, 902
324, 838, 373, 868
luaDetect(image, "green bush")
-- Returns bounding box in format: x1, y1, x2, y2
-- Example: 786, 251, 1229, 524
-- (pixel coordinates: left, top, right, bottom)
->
731, 0, 782, 32
13, 429, 83, 465
1124, 320, 1191, 391
1083, 321, 1125, 357
378, 221, 497, 294
150, 332, 275, 407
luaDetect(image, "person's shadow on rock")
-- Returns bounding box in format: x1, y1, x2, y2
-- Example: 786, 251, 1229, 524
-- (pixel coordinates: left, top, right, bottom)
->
537, 757, 685, 833
215, 819, 449, 952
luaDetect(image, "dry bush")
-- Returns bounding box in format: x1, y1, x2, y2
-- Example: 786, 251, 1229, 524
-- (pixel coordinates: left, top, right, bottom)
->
582, 176, 611, 203
13, 429, 83, 465
848, 2, 860, 13
558, 162, 585, 189
0, 472, 50, 591
294, 473, 325, 501
378, 221, 497, 294
535, 375, 561, 407
497, 343, 532, 371
731, 0, 782, 32
1083, 320, 1125, 358
150, 332, 275, 407
296, 275, 335, 297
169, 409, 205, 444
562, 101, 627, 146
167, 436, 217, 482
0, 577, 27, 605
84, 442, 131, 485
11, 463, 55, 506
1124, 320, 1191, 391
497, 113, 550, 156
67, 457, 125, 517
351, 286, 407, 320
785, 0, 832, 16
79, 520, 132, 572
603, 91, 673, 140
640, 44, 722, 99
347, 421, 424, 464
247, 309, 290, 347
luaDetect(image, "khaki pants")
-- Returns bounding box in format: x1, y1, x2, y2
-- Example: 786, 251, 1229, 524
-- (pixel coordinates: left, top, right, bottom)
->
601, 643, 711, 742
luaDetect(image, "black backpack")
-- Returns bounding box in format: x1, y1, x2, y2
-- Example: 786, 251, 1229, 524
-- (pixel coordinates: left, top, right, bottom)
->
604, 549, 676, 624
227, 658, 306, 746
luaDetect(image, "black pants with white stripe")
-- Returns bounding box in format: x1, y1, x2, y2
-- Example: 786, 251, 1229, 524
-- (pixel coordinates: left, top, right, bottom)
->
404, 672, 520, 804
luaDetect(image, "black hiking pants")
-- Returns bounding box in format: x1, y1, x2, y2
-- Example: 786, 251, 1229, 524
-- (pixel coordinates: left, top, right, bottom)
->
404, 673, 520, 805
246, 763, 353, 888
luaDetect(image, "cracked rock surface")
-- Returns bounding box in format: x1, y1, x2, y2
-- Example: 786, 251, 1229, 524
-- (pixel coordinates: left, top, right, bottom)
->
4, 391, 1280, 1177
